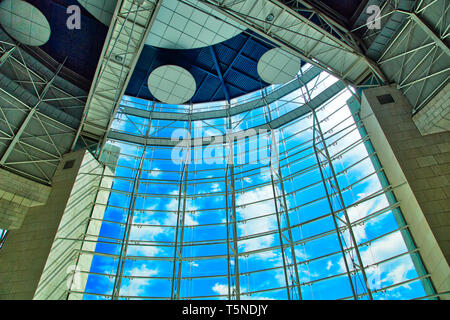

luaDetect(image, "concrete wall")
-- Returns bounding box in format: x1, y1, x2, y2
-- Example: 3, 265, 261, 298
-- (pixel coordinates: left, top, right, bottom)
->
413, 82, 450, 135
0, 169, 51, 230
0, 149, 112, 299
33, 151, 114, 300
360, 85, 450, 297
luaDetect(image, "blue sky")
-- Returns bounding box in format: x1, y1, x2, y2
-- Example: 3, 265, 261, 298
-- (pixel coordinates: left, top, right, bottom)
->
80, 69, 433, 300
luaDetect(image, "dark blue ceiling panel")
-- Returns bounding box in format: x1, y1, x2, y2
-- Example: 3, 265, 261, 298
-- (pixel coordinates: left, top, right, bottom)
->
125, 30, 279, 104
26, 0, 108, 81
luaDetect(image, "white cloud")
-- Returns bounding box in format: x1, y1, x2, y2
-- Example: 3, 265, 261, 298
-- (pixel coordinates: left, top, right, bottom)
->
337, 231, 411, 292
120, 264, 158, 297
165, 190, 199, 226
338, 232, 406, 272
236, 185, 277, 259
326, 261, 333, 271
382, 256, 414, 290
243, 177, 253, 184
212, 283, 229, 296
211, 183, 221, 192
149, 168, 161, 178
295, 247, 308, 261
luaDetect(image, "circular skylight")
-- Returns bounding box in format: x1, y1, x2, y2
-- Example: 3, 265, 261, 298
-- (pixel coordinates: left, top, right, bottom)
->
148, 65, 196, 105
146, 0, 244, 49
257, 48, 301, 84
77, 0, 117, 26
0, 0, 51, 47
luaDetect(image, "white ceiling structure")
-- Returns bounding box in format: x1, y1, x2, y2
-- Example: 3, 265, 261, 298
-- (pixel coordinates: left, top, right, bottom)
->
78, 0, 117, 26
257, 47, 301, 84
146, 0, 245, 49
373, 0, 449, 114
78, 0, 245, 49
78, 0, 449, 155
147, 65, 196, 104
0, 0, 51, 47
0, 31, 85, 183
76, 0, 161, 155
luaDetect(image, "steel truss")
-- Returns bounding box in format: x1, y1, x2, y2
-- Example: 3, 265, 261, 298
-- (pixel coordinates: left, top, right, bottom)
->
198, 0, 386, 86
0, 37, 83, 183
301, 78, 373, 299
76, 0, 161, 157
263, 95, 302, 300
66, 97, 440, 299
375, 0, 449, 113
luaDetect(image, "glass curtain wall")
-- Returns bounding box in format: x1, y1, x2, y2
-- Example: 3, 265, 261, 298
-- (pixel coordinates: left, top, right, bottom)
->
73, 68, 436, 300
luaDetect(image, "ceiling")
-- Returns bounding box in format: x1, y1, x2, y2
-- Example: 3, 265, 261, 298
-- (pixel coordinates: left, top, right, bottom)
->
127, 31, 277, 103
21, 0, 275, 103
17, 0, 370, 103
0, 0, 448, 184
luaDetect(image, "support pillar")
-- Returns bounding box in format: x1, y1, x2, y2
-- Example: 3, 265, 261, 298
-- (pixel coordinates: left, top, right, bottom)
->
359, 85, 449, 297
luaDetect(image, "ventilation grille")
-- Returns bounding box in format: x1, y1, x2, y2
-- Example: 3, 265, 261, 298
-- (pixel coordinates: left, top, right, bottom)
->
377, 94, 395, 105
63, 160, 75, 170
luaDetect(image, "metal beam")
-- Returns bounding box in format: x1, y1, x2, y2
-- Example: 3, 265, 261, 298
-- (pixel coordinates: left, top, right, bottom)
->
118, 66, 322, 122
225, 103, 241, 300
75, 0, 161, 153
108, 81, 346, 147
310, 108, 373, 300
209, 46, 231, 103
0, 60, 66, 165
0, 46, 15, 68
263, 94, 302, 300
398, 10, 450, 56
199, 0, 386, 85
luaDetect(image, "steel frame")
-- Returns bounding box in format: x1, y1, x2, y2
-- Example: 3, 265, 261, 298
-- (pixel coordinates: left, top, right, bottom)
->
75, 0, 161, 157
0, 38, 81, 183
171, 108, 192, 300
376, 0, 450, 113
112, 103, 155, 299
263, 95, 302, 300
310, 107, 373, 300
63, 77, 437, 300
198, 0, 386, 86
225, 103, 241, 300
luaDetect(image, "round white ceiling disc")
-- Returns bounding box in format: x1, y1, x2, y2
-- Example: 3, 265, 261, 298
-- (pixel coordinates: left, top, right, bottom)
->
0, 0, 51, 47
257, 48, 301, 84
77, 0, 117, 26
146, 0, 244, 49
148, 65, 196, 105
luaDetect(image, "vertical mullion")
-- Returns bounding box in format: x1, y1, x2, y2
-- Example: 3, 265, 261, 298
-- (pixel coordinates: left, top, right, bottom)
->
263, 94, 302, 300
112, 103, 153, 299
311, 108, 373, 300
111, 143, 146, 299
171, 114, 192, 300
225, 106, 241, 299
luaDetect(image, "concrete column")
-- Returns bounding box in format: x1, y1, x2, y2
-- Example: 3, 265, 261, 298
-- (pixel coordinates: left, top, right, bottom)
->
360, 85, 449, 297
413, 82, 450, 135
0, 149, 114, 299
0, 169, 51, 230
